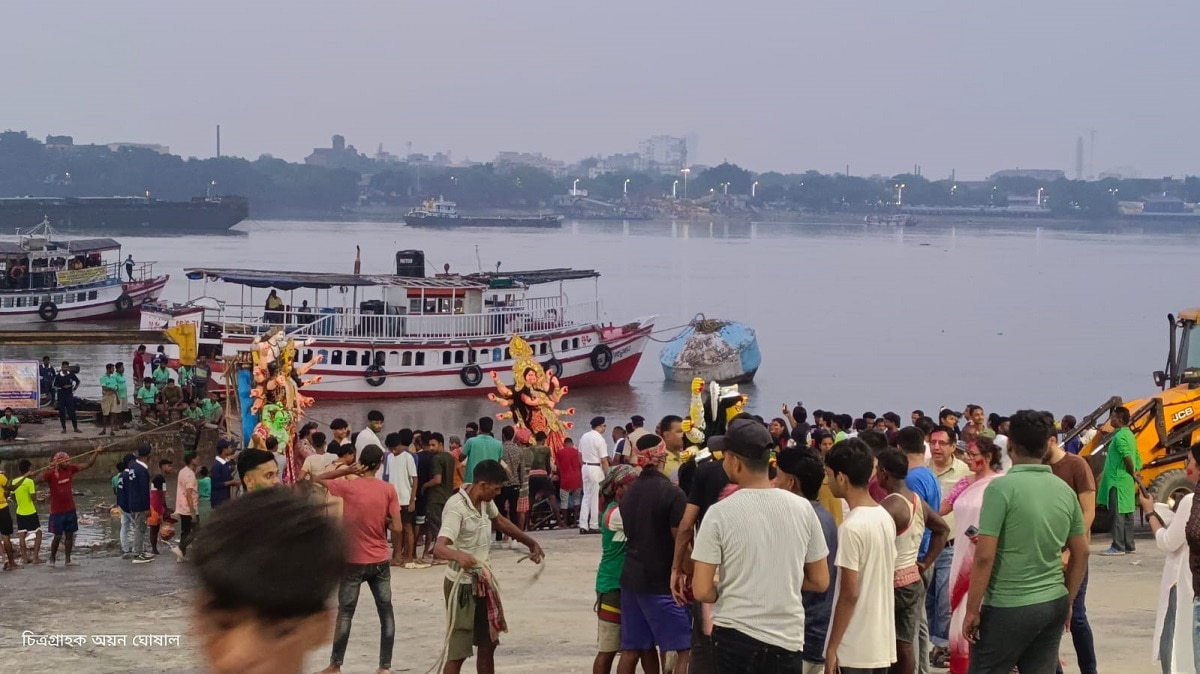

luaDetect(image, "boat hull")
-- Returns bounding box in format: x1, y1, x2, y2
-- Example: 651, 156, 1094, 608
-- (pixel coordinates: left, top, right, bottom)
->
213, 319, 653, 399
0, 276, 168, 325
660, 320, 762, 385
404, 214, 562, 229
0, 199, 248, 235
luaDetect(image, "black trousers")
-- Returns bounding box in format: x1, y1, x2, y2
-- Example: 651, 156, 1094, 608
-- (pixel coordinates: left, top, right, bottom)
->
179, 515, 196, 554
58, 396, 78, 430
711, 626, 804, 674
495, 485, 519, 540
967, 596, 1070, 674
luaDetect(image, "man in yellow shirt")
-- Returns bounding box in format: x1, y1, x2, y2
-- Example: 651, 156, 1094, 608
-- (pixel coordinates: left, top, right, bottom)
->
10, 459, 43, 564
0, 469, 17, 570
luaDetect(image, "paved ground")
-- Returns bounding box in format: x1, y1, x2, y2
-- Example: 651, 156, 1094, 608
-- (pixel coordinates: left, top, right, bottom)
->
0, 528, 1165, 674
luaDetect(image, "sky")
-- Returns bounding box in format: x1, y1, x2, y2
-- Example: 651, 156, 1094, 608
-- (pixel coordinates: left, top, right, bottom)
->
3, 0, 1198, 180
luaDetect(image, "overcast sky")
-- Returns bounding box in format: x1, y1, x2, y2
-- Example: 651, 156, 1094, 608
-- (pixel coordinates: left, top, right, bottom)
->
4, 1, 1197, 180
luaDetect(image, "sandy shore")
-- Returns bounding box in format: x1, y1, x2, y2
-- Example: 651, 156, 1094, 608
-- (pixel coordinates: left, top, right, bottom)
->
0, 528, 1164, 673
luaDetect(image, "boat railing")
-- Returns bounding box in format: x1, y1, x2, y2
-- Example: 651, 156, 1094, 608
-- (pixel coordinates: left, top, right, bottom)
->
213, 299, 604, 342
103, 260, 158, 283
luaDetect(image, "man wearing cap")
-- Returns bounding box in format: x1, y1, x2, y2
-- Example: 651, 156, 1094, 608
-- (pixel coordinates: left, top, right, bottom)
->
579, 416, 611, 534
624, 415, 649, 465
619, 434, 691, 674
692, 418, 830, 674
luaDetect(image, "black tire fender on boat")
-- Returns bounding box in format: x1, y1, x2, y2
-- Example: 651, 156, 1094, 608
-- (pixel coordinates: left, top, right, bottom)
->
460, 364, 484, 387
543, 357, 563, 378
114, 293, 134, 312
364, 364, 387, 387
589, 345, 613, 372
38, 301, 59, 322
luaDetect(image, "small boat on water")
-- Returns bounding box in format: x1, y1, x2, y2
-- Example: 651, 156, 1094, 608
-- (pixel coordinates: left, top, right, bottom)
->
143, 249, 654, 399
0, 219, 168, 324
864, 214, 917, 227
660, 315, 761, 385
404, 198, 562, 229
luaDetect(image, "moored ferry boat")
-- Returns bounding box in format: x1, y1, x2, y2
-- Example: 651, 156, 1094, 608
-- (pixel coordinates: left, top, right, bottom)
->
0, 219, 168, 324
404, 198, 562, 229
143, 250, 653, 398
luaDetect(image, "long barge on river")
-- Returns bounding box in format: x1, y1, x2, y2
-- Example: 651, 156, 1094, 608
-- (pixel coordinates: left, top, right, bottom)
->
142, 251, 653, 398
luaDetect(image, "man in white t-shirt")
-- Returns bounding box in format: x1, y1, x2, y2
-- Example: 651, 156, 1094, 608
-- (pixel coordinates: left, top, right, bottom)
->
824, 437, 898, 674
355, 409, 385, 460
299, 431, 337, 480
691, 416, 829, 673
382, 430, 424, 569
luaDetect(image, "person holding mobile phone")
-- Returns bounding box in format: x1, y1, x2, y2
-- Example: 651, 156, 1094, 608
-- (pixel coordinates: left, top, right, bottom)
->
940, 437, 1004, 674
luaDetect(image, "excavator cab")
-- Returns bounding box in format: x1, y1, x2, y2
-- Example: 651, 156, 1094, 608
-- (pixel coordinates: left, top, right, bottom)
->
1069, 310, 1200, 532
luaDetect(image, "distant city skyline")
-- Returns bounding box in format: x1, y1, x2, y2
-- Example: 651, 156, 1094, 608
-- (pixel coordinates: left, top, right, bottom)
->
4, 1, 1199, 180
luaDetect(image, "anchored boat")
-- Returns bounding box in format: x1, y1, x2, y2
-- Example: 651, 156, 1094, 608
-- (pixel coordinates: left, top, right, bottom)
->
0, 219, 168, 324
404, 198, 562, 229
144, 250, 654, 398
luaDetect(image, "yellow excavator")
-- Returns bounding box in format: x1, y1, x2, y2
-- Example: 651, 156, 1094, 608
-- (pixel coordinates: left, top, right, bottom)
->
1069, 309, 1200, 532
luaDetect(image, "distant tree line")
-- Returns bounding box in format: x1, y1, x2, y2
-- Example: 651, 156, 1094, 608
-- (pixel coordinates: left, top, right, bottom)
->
2, 130, 1198, 219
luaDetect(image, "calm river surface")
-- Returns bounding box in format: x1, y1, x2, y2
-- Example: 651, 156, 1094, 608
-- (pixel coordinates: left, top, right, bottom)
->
10, 217, 1200, 433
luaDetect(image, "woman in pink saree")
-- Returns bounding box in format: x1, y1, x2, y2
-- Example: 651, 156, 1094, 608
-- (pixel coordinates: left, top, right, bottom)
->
941, 437, 1005, 674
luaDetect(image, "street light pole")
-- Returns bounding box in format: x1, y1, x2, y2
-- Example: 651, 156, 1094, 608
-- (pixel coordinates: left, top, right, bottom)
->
623, 178, 630, 195
672, 180, 679, 198
895, 183, 905, 206
752, 181, 758, 198
682, 168, 691, 199
572, 178, 580, 196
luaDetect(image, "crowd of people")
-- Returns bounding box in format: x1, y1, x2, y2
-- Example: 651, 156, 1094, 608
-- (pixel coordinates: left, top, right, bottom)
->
1, 396, 1190, 674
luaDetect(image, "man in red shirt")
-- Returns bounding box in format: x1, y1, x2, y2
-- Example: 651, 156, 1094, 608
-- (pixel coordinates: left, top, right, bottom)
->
43, 448, 100, 567
314, 444, 401, 674
557, 438, 584, 531
132, 344, 147, 384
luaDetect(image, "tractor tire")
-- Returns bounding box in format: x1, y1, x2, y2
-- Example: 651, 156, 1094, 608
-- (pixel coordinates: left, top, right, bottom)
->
1150, 469, 1194, 511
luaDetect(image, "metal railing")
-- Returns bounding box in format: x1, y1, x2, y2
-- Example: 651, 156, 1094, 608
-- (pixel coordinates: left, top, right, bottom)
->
213, 299, 603, 342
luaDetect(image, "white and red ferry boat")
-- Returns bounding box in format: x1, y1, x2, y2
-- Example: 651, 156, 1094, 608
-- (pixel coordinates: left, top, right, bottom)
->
0, 219, 167, 324
142, 250, 655, 399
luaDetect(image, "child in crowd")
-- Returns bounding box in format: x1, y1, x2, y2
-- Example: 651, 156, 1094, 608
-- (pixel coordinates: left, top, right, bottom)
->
148, 459, 175, 555
197, 467, 212, 521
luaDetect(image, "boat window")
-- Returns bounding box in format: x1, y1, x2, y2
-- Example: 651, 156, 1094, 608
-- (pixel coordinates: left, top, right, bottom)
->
88, 291, 97, 300
504, 348, 511, 360
76, 293, 86, 303
492, 348, 502, 362
386, 351, 399, 367
572, 338, 580, 350
317, 349, 329, 363
402, 352, 413, 367
561, 340, 569, 351
330, 350, 343, 365
53, 294, 64, 304
442, 351, 452, 366
302, 349, 313, 362
346, 350, 358, 367
1, 298, 9, 308
470, 349, 480, 364
539, 343, 547, 355
408, 299, 422, 314
16, 296, 25, 307
455, 350, 465, 364
415, 352, 426, 367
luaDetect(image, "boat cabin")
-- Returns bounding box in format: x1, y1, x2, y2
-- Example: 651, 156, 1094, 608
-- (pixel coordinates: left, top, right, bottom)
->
0, 220, 151, 306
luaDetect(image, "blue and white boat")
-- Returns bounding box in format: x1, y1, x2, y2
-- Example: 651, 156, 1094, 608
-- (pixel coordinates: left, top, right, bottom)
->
659, 315, 761, 385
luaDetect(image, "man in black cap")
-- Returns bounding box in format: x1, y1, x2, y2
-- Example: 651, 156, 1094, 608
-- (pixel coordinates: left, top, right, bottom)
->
624, 415, 648, 464
692, 417, 829, 673
579, 416, 610, 533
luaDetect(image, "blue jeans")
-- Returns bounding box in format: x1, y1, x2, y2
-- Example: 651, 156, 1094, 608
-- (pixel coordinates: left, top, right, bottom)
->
926, 545, 953, 648
1056, 569, 1097, 674
330, 561, 394, 669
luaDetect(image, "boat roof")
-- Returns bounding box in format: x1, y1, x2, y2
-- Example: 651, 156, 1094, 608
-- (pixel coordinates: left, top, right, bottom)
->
465, 268, 599, 285
184, 267, 490, 291
0, 237, 122, 256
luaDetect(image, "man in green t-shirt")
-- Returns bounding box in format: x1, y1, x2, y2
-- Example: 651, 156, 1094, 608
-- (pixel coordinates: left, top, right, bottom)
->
135, 377, 158, 423
964, 410, 1089, 674
594, 465, 639, 674
422, 433, 456, 538
1097, 405, 1142, 555
10, 459, 43, 564
0, 408, 19, 441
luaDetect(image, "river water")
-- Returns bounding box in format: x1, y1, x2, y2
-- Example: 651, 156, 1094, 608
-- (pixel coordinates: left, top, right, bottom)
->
8, 217, 1200, 437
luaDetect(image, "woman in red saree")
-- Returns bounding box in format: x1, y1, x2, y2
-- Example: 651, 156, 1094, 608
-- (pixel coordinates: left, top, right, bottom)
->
942, 437, 1005, 674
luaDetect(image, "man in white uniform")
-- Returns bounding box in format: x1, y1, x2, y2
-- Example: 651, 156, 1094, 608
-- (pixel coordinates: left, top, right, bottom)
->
579, 416, 611, 533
